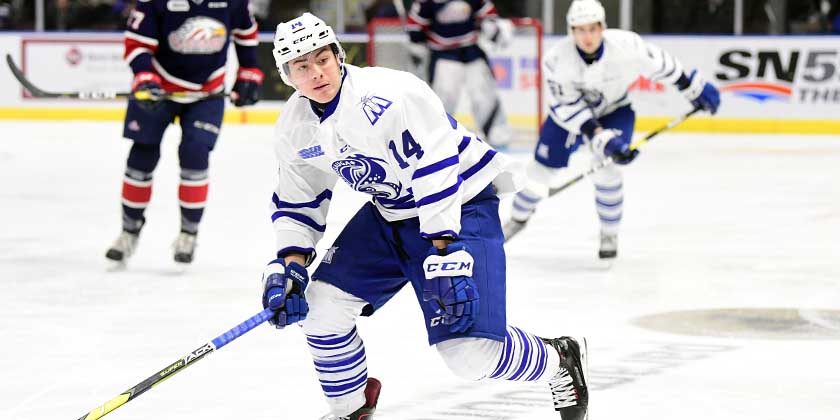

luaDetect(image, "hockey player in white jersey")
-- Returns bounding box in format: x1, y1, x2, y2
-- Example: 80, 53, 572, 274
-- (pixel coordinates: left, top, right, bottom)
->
261, 12, 589, 420
508, 0, 720, 259
406, 0, 514, 148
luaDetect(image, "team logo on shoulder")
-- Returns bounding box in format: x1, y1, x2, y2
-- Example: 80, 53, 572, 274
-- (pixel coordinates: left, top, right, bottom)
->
168, 17, 227, 54
331, 154, 402, 199
298, 145, 324, 159
360, 95, 393, 126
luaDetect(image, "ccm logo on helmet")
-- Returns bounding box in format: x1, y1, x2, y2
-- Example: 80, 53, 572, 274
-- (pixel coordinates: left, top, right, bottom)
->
293, 33, 313, 44
425, 261, 472, 273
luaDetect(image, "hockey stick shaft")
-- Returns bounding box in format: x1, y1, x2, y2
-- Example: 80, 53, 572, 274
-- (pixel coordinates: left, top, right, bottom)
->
75, 308, 273, 420
547, 107, 701, 196
6, 54, 228, 101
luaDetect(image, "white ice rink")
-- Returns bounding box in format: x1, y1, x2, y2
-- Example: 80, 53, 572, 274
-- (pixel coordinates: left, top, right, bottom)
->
1, 120, 839, 420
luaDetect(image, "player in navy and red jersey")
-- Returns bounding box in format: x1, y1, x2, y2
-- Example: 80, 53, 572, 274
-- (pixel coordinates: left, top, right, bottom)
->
406, 0, 514, 148
106, 0, 263, 267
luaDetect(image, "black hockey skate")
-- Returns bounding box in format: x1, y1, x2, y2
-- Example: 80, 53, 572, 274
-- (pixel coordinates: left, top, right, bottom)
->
598, 232, 617, 259
541, 336, 588, 420
173, 232, 197, 264
319, 377, 381, 420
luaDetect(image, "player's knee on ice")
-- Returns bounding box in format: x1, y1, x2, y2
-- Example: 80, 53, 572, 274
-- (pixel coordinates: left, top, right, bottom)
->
436, 337, 504, 380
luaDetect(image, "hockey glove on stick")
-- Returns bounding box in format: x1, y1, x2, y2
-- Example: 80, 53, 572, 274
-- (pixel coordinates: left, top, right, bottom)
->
131, 72, 165, 112
231, 67, 264, 107
682, 69, 720, 114
591, 128, 638, 165
261, 259, 309, 328
422, 242, 479, 333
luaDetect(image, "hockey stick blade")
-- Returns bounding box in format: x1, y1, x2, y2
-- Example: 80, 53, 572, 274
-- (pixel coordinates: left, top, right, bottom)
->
75, 308, 273, 420
6, 54, 228, 101
6, 53, 62, 98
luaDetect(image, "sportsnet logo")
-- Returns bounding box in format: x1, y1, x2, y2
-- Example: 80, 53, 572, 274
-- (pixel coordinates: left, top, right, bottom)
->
715, 49, 840, 104
718, 82, 792, 103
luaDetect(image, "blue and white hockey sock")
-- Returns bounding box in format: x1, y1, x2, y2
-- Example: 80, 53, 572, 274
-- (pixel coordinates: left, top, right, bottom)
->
511, 189, 543, 223
595, 180, 623, 235
488, 325, 560, 382
307, 327, 368, 415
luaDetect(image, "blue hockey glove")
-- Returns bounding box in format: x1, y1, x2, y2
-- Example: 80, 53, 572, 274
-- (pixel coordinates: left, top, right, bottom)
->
591, 128, 638, 165
422, 242, 479, 334
131, 72, 165, 112
682, 70, 720, 114
231, 67, 263, 107
261, 259, 309, 328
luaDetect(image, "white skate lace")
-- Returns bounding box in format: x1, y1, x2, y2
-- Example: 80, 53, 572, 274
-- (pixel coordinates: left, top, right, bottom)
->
550, 366, 579, 409
318, 414, 348, 420
600, 233, 617, 251
111, 231, 138, 256
173, 232, 196, 254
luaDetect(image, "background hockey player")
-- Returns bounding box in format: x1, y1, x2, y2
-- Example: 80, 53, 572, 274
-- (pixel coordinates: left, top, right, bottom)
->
105, 0, 263, 266
262, 12, 588, 420
508, 0, 720, 259
406, 0, 514, 148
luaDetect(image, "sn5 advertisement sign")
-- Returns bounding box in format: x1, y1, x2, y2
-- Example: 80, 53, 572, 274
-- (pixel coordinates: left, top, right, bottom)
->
627, 36, 840, 120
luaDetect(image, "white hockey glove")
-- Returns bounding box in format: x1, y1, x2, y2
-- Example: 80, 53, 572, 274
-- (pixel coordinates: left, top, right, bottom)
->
408, 42, 429, 79
591, 128, 638, 165
422, 242, 479, 334
480, 17, 514, 50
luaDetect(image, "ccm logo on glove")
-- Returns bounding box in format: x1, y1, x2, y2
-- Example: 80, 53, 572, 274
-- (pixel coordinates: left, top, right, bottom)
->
424, 250, 474, 278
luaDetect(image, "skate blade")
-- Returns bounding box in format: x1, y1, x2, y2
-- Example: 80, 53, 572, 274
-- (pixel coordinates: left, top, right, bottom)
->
502, 219, 528, 240
105, 259, 127, 272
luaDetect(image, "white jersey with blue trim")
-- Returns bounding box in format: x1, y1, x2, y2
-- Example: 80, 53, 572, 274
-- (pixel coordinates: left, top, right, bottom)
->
544, 29, 685, 134
270, 64, 522, 258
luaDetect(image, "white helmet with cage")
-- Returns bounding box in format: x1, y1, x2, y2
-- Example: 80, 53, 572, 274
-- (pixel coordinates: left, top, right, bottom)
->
272, 12, 346, 87
566, 0, 607, 30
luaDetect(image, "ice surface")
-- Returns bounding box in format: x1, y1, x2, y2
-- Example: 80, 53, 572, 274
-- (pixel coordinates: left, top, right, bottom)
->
1, 121, 838, 420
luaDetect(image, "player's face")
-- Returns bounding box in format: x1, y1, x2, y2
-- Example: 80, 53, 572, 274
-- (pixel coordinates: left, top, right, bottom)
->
288, 46, 341, 103
571, 22, 604, 54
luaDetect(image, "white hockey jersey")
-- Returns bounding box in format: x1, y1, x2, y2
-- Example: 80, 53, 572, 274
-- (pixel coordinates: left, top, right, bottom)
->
270, 64, 522, 258
544, 29, 686, 134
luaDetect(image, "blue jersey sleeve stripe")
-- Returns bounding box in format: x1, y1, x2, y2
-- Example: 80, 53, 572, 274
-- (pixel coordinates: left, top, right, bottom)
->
272, 189, 333, 209
457, 135, 471, 153
412, 155, 459, 180
447, 113, 458, 129
415, 177, 462, 208
271, 211, 327, 232
460, 149, 496, 180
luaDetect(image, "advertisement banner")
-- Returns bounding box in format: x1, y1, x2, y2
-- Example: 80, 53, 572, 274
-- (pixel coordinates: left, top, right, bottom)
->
628, 35, 840, 120
21, 38, 129, 98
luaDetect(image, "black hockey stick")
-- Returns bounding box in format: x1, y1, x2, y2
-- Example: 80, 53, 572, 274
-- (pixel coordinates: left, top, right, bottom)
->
6, 54, 228, 101
503, 107, 701, 242
75, 308, 273, 420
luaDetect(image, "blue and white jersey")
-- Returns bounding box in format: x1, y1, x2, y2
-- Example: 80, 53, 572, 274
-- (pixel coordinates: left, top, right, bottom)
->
544, 29, 685, 134
270, 64, 521, 258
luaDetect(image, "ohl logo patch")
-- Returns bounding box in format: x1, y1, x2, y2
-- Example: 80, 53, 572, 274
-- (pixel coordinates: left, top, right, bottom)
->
360, 95, 393, 126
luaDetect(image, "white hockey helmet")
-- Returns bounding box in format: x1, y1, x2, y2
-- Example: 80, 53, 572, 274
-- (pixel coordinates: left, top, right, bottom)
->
566, 0, 607, 30
273, 12, 346, 87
